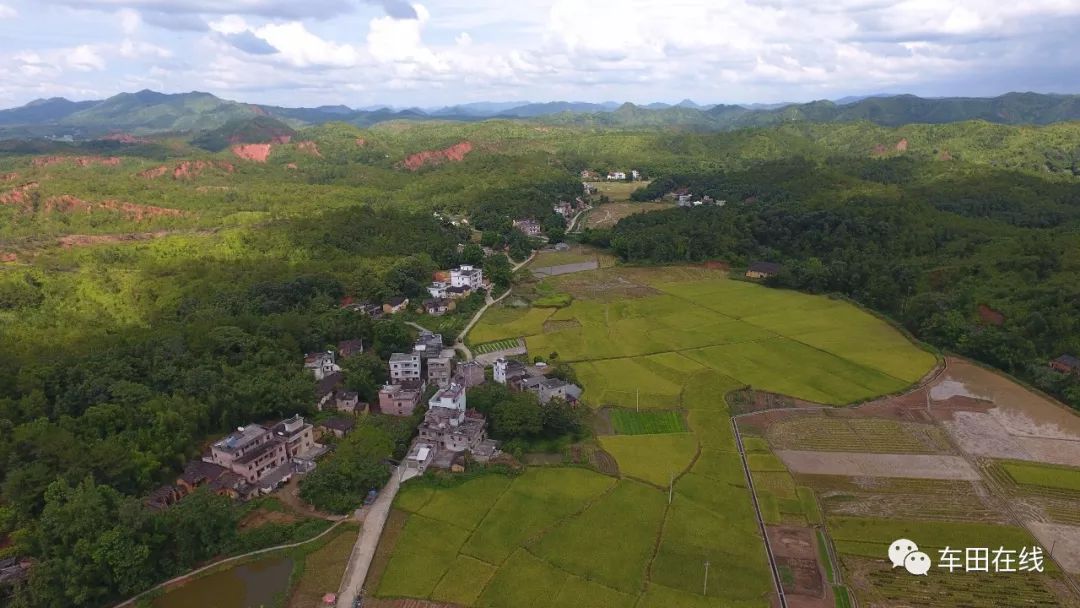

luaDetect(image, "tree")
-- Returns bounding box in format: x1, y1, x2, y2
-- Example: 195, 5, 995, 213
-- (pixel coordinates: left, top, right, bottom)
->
483, 253, 513, 289
342, 352, 386, 402
461, 243, 485, 266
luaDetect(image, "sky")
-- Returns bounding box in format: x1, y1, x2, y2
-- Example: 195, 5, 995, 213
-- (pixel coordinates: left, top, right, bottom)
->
1, 0, 1079, 109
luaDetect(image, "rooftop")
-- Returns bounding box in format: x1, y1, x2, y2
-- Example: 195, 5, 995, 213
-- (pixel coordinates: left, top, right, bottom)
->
390, 352, 420, 362
214, 425, 268, 453
748, 261, 782, 274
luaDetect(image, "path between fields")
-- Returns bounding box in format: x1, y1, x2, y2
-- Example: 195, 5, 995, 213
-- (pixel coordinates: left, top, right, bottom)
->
113, 519, 350, 608
337, 465, 405, 608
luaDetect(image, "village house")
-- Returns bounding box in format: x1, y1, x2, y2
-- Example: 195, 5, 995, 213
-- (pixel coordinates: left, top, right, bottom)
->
521, 377, 583, 405
607, 171, 627, 180
631, 169, 641, 180
304, 351, 340, 380
176, 460, 244, 499
429, 382, 467, 411
315, 371, 344, 411
377, 382, 424, 416
405, 441, 437, 475
383, 296, 409, 314
318, 417, 356, 439
335, 390, 362, 414
343, 301, 384, 318
337, 339, 364, 359
428, 349, 456, 387
745, 261, 782, 280
207, 424, 289, 486
554, 201, 574, 218
580, 169, 599, 180
1050, 355, 1080, 375
427, 281, 449, 299
494, 357, 528, 386
271, 414, 321, 460
451, 264, 484, 290
423, 298, 451, 316
513, 218, 542, 237
446, 285, 471, 299
454, 361, 486, 388
413, 331, 445, 359
390, 352, 422, 382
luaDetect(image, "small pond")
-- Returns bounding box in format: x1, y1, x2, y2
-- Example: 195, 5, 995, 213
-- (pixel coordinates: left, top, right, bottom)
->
154, 557, 293, 608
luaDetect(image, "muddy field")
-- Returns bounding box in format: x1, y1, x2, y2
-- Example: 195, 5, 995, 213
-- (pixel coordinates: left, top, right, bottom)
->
775, 450, 981, 480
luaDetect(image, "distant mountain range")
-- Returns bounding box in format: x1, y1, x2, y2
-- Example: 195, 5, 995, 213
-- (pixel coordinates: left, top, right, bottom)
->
1, 89, 1079, 140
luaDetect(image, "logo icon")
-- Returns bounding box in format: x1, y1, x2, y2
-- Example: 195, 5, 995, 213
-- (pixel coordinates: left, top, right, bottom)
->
889, 539, 931, 575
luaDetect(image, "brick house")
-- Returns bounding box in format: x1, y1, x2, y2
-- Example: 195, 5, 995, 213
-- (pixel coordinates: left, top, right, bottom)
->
745, 261, 782, 280
207, 425, 289, 485
378, 382, 424, 416
1050, 355, 1080, 375
390, 352, 422, 382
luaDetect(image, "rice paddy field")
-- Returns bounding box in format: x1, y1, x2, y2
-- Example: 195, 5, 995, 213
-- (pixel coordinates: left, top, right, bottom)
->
370, 267, 943, 608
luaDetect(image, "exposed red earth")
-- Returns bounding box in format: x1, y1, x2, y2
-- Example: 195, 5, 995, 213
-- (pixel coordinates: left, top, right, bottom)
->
401, 141, 473, 170
32, 155, 121, 168
0, 172, 17, 182
895, 137, 909, 152
355, 138, 367, 147
230, 143, 274, 162
0, 252, 17, 263
0, 182, 39, 205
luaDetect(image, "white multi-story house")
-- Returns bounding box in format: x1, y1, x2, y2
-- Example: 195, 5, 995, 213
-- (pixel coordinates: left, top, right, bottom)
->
389, 352, 422, 382
428, 382, 466, 413
607, 171, 626, 180
450, 265, 484, 290
427, 281, 450, 299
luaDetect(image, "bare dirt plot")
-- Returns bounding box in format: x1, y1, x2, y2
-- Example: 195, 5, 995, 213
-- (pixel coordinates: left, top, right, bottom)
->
548, 268, 660, 301
775, 451, 981, 480
767, 525, 832, 608
585, 202, 673, 228
1027, 521, 1080, 573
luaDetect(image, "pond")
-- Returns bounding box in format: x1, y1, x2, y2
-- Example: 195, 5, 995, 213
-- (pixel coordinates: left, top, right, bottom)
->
154, 557, 294, 608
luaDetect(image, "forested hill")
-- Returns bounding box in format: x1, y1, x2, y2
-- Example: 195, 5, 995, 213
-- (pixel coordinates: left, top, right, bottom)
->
584, 156, 1080, 409
2, 90, 1080, 139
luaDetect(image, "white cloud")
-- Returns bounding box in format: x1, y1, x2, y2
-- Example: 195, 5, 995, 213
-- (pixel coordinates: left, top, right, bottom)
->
67, 45, 107, 71
119, 8, 141, 34
256, 22, 362, 67
0, 4, 16, 18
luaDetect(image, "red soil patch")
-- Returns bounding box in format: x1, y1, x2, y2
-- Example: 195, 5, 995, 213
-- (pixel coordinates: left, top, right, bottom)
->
56, 231, 180, 248
32, 155, 121, 168
0, 182, 39, 205
296, 141, 322, 157
355, 138, 366, 147
0, 252, 16, 263
895, 138, 909, 152
6, 192, 188, 221
938, 149, 954, 161
701, 260, 730, 271
871, 144, 888, 156
231, 143, 274, 163
0, 172, 17, 182
977, 304, 1005, 326
286, 163, 298, 170
139, 166, 169, 179
401, 141, 473, 171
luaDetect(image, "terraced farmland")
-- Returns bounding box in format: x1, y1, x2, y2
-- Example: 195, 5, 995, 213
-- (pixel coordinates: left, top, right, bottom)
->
473, 338, 522, 355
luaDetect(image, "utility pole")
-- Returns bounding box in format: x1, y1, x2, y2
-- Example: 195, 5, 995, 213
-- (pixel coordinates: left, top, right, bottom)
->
703, 561, 710, 596
669, 471, 674, 504
636, 388, 640, 412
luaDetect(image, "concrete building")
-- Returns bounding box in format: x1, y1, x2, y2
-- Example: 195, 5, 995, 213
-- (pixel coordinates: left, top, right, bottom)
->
494, 357, 528, 385
208, 424, 288, 485
270, 414, 318, 459
389, 352, 422, 382
450, 264, 484, 290
378, 382, 424, 417
413, 331, 445, 359
428, 349, 456, 387
429, 382, 467, 412
304, 351, 340, 381
454, 361, 485, 388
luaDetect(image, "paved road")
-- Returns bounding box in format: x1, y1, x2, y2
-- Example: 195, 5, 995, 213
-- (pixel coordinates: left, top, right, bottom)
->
337, 465, 405, 608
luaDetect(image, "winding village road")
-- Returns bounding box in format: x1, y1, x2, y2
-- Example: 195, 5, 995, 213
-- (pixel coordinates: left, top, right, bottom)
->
336, 465, 405, 608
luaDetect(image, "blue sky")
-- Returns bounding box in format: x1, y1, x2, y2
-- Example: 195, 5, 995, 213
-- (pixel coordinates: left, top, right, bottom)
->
1, 0, 1079, 108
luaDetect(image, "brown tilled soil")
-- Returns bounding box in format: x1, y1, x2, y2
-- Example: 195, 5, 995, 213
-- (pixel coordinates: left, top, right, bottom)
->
585, 202, 673, 229
238, 508, 301, 530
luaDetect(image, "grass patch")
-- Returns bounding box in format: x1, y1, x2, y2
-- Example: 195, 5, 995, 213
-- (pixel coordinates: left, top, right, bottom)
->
1000, 460, 1080, 492
532, 293, 573, 308
469, 305, 554, 344
799, 486, 822, 525
415, 473, 512, 530
285, 526, 358, 608
609, 409, 686, 435
817, 529, 836, 584
598, 433, 698, 486
833, 585, 853, 608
